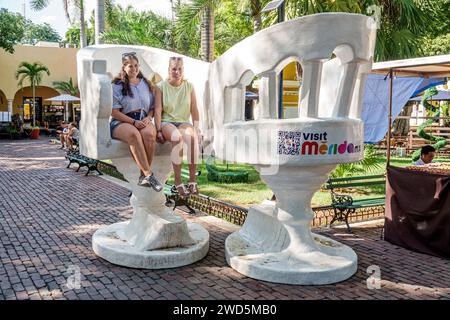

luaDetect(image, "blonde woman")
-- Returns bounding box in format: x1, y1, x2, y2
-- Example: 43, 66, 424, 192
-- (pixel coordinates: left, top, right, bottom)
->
110, 52, 163, 191
155, 57, 200, 197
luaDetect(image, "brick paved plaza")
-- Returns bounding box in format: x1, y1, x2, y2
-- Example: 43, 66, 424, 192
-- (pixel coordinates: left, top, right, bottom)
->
0, 139, 449, 300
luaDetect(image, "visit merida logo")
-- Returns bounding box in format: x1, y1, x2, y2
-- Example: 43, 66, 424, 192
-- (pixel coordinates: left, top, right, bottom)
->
277, 131, 362, 156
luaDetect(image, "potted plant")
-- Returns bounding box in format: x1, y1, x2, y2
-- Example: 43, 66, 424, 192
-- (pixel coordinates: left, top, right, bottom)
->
30, 126, 40, 139
6, 125, 20, 140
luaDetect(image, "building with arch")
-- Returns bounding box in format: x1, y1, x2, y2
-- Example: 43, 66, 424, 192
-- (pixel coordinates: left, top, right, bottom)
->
0, 44, 78, 125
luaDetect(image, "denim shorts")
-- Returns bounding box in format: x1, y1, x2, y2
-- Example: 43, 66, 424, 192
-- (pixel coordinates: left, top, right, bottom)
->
161, 121, 191, 129
110, 111, 147, 138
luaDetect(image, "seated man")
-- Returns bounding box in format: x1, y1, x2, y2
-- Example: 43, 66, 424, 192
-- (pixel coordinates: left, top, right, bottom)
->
56, 121, 69, 149
67, 122, 80, 151
415, 145, 436, 165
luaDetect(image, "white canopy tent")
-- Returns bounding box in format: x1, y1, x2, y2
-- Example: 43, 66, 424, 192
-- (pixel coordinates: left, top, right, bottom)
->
45, 94, 80, 122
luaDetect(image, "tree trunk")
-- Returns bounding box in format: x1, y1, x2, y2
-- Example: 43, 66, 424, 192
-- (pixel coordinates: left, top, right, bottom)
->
79, 0, 87, 48
95, 0, 105, 44
252, 0, 262, 33
32, 81, 36, 127
200, 5, 214, 62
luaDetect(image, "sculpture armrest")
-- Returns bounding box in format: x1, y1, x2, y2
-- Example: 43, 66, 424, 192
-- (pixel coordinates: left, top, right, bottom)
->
78, 57, 129, 159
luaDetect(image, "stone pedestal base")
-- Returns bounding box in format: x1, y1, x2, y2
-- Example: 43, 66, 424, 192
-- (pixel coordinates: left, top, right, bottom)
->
225, 204, 357, 285
93, 221, 209, 269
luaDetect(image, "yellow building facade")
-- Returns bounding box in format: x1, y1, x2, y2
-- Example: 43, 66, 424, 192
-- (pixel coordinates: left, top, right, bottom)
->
0, 44, 78, 124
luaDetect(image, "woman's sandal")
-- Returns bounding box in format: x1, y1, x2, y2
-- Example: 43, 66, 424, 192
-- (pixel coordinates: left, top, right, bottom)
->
175, 183, 190, 198
188, 182, 199, 195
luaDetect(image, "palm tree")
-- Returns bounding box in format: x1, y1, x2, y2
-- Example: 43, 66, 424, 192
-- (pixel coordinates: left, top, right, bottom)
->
94, 0, 104, 44
31, 0, 87, 48
101, 6, 172, 49
15, 61, 50, 126
175, 0, 222, 62
53, 77, 79, 96
373, 0, 439, 61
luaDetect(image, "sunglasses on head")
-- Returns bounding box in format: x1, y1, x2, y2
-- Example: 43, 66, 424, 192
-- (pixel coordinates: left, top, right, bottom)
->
122, 52, 137, 59
170, 56, 183, 61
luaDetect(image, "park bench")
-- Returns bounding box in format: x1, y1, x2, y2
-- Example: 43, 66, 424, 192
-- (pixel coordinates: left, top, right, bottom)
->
164, 168, 201, 214
66, 150, 102, 176
323, 174, 386, 232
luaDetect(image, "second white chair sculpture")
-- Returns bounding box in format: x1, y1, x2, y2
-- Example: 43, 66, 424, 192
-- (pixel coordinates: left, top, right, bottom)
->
207, 13, 377, 284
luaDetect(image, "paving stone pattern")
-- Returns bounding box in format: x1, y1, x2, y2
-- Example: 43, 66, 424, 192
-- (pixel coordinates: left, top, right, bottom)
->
0, 140, 449, 300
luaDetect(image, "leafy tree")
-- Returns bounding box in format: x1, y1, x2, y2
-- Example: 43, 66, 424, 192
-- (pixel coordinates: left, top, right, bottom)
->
53, 77, 79, 96
237, 0, 269, 33
15, 62, 50, 126
22, 22, 61, 45
0, 9, 25, 53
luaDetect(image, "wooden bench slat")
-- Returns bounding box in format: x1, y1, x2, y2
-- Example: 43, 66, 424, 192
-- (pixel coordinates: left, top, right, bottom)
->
164, 168, 202, 214
327, 175, 385, 183
336, 198, 385, 208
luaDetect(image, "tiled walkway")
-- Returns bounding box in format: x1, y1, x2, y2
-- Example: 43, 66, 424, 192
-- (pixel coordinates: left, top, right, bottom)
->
0, 139, 449, 300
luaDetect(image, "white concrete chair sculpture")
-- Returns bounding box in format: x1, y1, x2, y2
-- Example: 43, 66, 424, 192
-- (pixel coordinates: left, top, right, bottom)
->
207, 13, 377, 284
77, 45, 210, 268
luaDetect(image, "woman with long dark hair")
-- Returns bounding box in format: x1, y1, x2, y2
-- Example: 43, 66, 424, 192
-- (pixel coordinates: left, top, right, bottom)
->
110, 52, 163, 191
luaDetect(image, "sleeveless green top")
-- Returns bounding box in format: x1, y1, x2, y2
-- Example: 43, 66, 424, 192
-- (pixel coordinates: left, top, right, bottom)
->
157, 80, 193, 122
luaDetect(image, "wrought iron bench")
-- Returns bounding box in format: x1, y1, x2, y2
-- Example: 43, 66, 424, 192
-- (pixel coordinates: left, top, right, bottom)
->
66, 150, 102, 176
164, 168, 201, 214
324, 174, 386, 231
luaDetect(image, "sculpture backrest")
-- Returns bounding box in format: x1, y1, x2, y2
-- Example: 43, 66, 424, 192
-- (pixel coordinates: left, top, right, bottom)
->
76, 45, 210, 160
207, 13, 376, 165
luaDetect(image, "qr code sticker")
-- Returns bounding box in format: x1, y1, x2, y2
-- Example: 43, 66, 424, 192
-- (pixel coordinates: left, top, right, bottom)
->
278, 131, 301, 155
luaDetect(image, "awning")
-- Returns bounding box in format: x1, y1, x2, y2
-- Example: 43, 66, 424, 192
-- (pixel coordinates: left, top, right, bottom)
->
371, 54, 450, 78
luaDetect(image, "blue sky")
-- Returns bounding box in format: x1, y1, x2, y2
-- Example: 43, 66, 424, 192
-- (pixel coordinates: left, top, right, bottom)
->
0, 0, 173, 37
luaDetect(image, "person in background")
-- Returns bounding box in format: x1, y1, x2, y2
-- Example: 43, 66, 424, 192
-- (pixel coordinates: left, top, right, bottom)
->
109, 52, 163, 192
155, 56, 201, 198
66, 122, 80, 151
415, 145, 436, 165
56, 121, 69, 149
